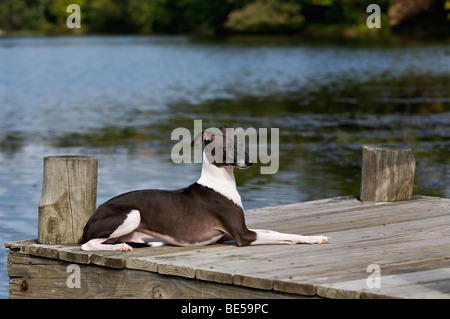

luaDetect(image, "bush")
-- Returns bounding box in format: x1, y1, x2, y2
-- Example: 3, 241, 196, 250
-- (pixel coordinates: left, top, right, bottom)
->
225, 0, 305, 34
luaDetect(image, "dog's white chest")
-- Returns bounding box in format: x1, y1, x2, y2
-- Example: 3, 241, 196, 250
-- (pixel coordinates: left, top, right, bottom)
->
197, 153, 243, 209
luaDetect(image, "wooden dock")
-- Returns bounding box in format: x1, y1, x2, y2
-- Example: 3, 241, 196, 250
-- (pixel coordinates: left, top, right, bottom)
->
5, 195, 450, 299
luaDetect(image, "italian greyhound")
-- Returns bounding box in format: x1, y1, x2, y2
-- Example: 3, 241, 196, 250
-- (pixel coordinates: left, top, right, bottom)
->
81, 126, 329, 251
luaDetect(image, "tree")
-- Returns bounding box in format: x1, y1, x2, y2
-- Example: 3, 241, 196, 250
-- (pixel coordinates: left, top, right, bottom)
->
86, 0, 139, 33
129, 0, 169, 34
388, 0, 449, 34
42, 0, 87, 33
0, 0, 43, 32
388, 0, 432, 26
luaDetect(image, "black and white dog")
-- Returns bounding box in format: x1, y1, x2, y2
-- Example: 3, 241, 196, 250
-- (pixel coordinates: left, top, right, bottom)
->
81, 126, 329, 251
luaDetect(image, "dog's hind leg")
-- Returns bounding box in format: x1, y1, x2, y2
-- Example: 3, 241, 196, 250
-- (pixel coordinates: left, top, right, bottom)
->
81, 209, 141, 251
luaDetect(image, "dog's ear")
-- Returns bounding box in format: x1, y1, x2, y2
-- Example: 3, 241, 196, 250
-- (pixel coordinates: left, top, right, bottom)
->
219, 126, 230, 134
191, 131, 216, 146
191, 131, 204, 146
202, 130, 215, 145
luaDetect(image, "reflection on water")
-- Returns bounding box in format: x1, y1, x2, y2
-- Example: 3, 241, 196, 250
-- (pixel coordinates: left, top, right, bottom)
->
0, 36, 449, 297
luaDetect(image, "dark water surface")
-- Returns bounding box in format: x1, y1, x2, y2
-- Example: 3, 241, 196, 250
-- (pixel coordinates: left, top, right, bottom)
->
0, 36, 449, 297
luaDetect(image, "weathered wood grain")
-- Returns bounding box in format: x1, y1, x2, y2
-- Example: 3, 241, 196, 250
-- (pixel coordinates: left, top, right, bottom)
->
7, 252, 307, 299
38, 156, 97, 245
360, 144, 415, 202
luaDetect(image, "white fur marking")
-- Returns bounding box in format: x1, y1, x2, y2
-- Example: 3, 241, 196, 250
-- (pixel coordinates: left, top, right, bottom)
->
197, 152, 243, 208
145, 240, 165, 247
141, 230, 224, 247
109, 209, 141, 238
81, 210, 141, 251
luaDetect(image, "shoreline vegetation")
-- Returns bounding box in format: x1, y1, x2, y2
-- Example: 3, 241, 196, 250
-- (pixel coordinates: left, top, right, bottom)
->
0, 0, 449, 39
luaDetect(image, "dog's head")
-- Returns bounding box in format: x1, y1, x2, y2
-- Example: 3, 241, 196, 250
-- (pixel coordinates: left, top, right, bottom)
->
191, 126, 253, 169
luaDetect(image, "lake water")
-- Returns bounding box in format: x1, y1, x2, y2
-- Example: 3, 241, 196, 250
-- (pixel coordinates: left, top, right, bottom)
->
0, 35, 449, 298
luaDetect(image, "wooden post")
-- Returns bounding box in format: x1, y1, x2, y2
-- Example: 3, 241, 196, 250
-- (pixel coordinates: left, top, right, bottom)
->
38, 156, 98, 245
360, 144, 415, 202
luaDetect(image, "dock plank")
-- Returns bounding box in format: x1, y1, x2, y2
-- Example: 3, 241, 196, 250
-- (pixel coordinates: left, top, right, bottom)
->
322, 268, 450, 299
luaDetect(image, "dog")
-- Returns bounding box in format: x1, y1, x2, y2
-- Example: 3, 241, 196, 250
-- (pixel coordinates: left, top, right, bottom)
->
81, 126, 328, 251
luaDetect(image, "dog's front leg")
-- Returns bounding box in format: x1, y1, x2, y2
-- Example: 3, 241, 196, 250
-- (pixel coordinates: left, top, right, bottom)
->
249, 229, 329, 245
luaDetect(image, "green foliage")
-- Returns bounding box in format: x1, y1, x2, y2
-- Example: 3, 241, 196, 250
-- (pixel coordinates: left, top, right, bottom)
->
86, 0, 140, 33
225, 0, 304, 34
0, 0, 43, 33
0, 0, 448, 36
43, 0, 87, 33
129, 0, 170, 34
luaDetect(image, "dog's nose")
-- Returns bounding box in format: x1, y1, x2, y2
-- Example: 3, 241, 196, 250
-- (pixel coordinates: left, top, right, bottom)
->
235, 161, 252, 169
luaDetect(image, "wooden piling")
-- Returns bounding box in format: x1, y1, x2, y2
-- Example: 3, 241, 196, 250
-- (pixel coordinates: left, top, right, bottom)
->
360, 144, 415, 202
38, 156, 98, 245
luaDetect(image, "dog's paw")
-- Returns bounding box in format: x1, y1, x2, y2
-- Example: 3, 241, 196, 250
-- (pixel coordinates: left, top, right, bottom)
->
115, 243, 133, 251
144, 238, 165, 247
303, 235, 329, 244
147, 241, 165, 247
